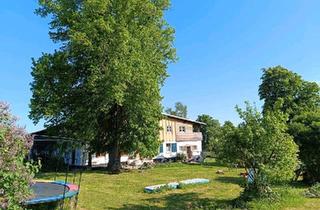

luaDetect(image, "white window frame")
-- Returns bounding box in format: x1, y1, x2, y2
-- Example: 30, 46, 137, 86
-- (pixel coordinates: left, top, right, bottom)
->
166, 125, 172, 132
166, 143, 171, 153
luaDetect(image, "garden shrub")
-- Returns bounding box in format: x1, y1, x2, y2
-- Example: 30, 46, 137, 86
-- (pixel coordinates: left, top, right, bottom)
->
0, 102, 38, 209
176, 153, 187, 162
304, 183, 320, 198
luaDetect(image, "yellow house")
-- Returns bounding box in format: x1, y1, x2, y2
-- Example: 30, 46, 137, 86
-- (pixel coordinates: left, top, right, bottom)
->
158, 113, 205, 159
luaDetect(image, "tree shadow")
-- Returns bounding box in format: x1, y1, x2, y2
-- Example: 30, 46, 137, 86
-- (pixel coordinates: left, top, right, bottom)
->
111, 192, 234, 210
215, 176, 243, 185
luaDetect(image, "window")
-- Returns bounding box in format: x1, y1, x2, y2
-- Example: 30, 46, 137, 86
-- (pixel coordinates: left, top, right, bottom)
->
166, 143, 171, 152
179, 126, 186, 132
179, 146, 187, 152
166, 125, 172, 132
172, 143, 177, 152
159, 144, 163, 153
165, 143, 177, 153
192, 145, 197, 151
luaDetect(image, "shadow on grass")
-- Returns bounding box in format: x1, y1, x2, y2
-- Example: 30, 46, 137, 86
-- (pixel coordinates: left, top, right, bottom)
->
111, 192, 233, 210
215, 176, 243, 185
201, 161, 226, 168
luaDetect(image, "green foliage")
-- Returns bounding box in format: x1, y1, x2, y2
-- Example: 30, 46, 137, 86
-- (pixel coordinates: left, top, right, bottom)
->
196, 114, 221, 153
176, 153, 187, 162
0, 102, 38, 209
259, 66, 320, 183
165, 102, 187, 118
290, 110, 320, 183
30, 0, 176, 172
233, 184, 279, 209
304, 183, 320, 198
259, 65, 320, 119
217, 102, 298, 191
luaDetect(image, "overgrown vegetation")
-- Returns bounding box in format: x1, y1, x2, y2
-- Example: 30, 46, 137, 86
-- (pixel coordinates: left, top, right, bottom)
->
0, 102, 38, 209
304, 183, 320, 198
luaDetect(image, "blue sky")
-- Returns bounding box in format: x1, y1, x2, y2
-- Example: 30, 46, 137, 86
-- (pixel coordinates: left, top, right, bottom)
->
1, 0, 320, 132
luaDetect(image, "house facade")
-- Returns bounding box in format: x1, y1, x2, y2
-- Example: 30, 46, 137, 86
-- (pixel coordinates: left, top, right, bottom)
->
158, 113, 204, 159
31, 114, 205, 166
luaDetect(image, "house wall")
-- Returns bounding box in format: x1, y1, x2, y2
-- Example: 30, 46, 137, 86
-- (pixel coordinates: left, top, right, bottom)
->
158, 116, 203, 159
159, 117, 195, 142
90, 153, 129, 165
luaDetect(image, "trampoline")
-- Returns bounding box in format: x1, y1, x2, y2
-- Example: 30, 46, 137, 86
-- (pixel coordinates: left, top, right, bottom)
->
24, 180, 79, 206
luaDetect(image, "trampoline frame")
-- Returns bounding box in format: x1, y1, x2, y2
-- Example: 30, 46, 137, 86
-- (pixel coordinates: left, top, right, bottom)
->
24, 180, 79, 205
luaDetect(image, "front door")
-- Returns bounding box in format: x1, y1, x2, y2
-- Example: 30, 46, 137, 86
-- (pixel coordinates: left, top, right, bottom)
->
187, 146, 192, 159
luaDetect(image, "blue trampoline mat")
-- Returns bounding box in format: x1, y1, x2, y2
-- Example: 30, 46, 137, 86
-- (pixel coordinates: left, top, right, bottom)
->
25, 181, 79, 205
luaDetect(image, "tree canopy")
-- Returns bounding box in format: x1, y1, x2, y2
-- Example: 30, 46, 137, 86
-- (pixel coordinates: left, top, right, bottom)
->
30, 0, 176, 172
165, 102, 188, 118
259, 66, 320, 118
259, 66, 320, 183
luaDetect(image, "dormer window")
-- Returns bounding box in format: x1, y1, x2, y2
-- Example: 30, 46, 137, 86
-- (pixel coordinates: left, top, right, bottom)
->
179, 126, 186, 132
166, 125, 172, 132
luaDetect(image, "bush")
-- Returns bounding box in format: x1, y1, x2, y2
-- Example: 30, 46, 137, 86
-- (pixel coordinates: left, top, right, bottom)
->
176, 153, 187, 162
233, 183, 279, 209
304, 183, 320, 198
0, 102, 38, 209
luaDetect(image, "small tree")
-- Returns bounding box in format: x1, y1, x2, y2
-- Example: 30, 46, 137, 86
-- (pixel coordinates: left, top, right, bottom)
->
165, 102, 187, 118
0, 102, 37, 209
218, 102, 298, 194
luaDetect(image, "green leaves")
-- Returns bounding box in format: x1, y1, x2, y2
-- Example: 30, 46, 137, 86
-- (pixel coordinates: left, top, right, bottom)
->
259, 66, 320, 118
218, 102, 298, 187
196, 114, 221, 153
0, 102, 38, 209
31, 0, 176, 170
259, 65, 320, 183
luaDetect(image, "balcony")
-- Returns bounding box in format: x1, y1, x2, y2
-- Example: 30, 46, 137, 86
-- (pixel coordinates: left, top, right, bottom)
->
176, 132, 203, 142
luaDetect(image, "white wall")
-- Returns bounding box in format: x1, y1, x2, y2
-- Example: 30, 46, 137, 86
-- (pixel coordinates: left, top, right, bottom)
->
158, 140, 202, 158
90, 153, 129, 166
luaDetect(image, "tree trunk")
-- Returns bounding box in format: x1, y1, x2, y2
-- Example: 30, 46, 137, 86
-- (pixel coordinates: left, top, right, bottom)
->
105, 104, 124, 173
88, 152, 93, 168
107, 141, 121, 173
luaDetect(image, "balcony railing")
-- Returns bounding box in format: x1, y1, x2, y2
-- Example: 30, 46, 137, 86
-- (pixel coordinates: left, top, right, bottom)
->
176, 132, 203, 142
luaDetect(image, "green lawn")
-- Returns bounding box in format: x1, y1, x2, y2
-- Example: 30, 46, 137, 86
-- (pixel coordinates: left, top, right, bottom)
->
36, 161, 320, 210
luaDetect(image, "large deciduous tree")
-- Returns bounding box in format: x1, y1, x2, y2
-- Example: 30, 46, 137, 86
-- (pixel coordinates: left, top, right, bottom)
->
259, 66, 320, 119
30, 0, 176, 172
259, 66, 320, 183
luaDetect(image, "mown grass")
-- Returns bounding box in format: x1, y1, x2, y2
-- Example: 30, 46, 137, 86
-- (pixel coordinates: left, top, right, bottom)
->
35, 161, 320, 209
